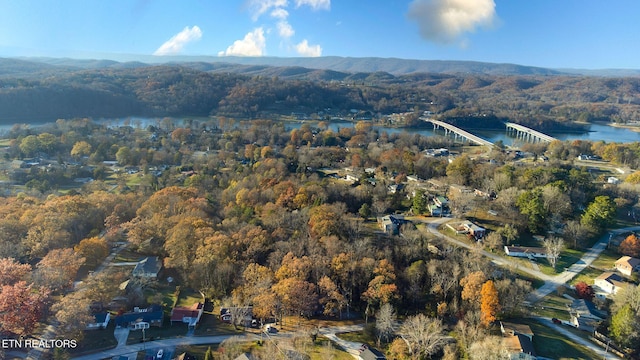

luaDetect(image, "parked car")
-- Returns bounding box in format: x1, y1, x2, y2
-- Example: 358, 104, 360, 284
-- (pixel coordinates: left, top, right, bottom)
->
156, 349, 164, 359
552, 318, 562, 324
264, 325, 278, 334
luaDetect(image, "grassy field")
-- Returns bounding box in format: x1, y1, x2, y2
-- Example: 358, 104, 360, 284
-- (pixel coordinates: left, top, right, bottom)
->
590, 248, 619, 270
569, 266, 603, 286
539, 248, 584, 276
525, 320, 599, 360
175, 288, 204, 308
532, 294, 572, 321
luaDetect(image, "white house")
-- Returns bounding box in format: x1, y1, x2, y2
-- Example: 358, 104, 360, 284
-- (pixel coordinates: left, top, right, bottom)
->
504, 246, 548, 259
594, 272, 630, 295
615, 256, 640, 277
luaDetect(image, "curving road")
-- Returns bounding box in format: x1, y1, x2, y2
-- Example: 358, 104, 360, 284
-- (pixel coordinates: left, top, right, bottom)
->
423, 217, 640, 303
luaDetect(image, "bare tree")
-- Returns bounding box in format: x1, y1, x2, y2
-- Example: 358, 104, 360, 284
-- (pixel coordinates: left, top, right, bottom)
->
398, 314, 448, 358
543, 236, 565, 270
469, 336, 510, 360
375, 303, 396, 346
229, 306, 252, 330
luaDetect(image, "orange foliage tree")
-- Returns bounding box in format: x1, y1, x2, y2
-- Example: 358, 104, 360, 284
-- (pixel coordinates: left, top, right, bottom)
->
619, 234, 640, 258
480, 280, 500, 327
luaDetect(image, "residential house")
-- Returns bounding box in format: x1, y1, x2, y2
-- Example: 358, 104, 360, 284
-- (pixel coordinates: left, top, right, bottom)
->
608, 177, 621, 185
430, 196, 449, 216
359, 346, 386, 360
594, 272, 630, 295
500, 322, 534, 341
449, 184, 473, 194
504, 246, 548, 259
170, 302, 204, 327
114, 304, 164, 328
461, 221, 486, 239
234, 354, 256, 360
132, 257, 162, 279
378, 215, 406, 235
86, 312, 111, 330
615, 256, 640, 277
503, 334, 536, 360
568, 299, 606, 332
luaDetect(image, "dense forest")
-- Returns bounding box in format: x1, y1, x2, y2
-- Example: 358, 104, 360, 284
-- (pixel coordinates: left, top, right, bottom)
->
1, 58, 640, 127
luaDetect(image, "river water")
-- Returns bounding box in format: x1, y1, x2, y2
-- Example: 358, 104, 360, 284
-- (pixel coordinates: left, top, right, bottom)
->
2, 117, 640, 145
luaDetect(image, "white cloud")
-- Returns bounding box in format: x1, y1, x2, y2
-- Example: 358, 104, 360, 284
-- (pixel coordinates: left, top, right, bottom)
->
295, 39, 322, 57
270, 8, 289, 19
277, 20, 295, 38
407, 0, 496, 44
248, 0, 288, 21
219, 28, 266, 56
294, 0, 330, 11
153, 26, 202, 56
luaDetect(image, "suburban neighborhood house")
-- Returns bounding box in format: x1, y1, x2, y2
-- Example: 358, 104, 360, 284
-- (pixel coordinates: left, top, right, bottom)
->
170, 302, 204, 327
114, 304, 164, 328
615, 256, 640, 277
594, 272, 630, 295
499, 321, 536, 360
446, 220, 486, 239
132, 256, 163, 279
568, 299, 607, 332
86, 312, 110, 330
504, 246, 548, 259
378, 214, 406, 235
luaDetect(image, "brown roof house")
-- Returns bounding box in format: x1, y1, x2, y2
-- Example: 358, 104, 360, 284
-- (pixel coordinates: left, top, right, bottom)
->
500, 321, 536, 360
615, 256, 640, 277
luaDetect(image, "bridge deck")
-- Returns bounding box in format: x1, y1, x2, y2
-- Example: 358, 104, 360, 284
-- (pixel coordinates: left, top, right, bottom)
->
505, 122, 556, 142
422, 118, 493, 146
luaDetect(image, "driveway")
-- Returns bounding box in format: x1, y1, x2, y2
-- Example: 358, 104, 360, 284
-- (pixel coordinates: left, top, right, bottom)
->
534, 317, 621, 359
318, 324, 365, 358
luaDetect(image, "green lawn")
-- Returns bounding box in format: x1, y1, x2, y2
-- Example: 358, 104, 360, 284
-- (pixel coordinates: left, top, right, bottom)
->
539, 248, 584, 275
523, 320, 600, 360
175, 288, 204, 307
569, 266, 603, 286
590, 248, 619, 271
70, 322, 118, 354
532, 294, 572, 321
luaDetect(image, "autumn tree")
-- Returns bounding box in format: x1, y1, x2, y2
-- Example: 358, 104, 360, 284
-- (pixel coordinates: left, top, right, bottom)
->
318, 276, 347, 318
33, 248, 85, 292
619, 234, 640, 258
480, 280, 500, 327
468, 336, 510, 360
0, 258, 31, 286
273, 278, 318, 318
362, 259, 399, 321
460, 271, 487, 308
52, 292, 94, 340
70, 141, 92, 158
574, 281, 595, 301
74, 237, 109, 268
0, 281, 50, 336
446, 154, 474, 185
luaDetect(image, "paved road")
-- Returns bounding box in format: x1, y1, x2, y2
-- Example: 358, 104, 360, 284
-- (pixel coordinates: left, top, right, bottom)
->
534, 317, 621, 359
423, 217, 640, 303
318, 324, 365, 358
71, 334, 258, 360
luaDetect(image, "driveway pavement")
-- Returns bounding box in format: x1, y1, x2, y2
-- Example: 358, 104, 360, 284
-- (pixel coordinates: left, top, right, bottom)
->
534, 317, 621, 359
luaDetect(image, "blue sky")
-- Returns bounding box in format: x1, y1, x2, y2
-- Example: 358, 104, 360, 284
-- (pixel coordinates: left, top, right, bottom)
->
0, 0, 638, 69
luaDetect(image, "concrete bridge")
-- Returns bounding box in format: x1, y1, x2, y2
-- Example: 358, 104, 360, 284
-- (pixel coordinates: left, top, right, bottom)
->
421, 117, 494, 146
505, 122, 556, 143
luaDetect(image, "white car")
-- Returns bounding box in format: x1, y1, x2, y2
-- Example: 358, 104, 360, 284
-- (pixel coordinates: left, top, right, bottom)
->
156, 349, 163, 359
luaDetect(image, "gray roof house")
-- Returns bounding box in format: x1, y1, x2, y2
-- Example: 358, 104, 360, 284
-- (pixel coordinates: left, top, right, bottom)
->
132, 257, 162, 279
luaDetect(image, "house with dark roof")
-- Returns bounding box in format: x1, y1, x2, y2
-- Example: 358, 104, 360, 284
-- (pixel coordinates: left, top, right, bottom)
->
86, 312, 111, 330
132, 257, 162, 279
378, 215, 406, 235
114, 304, 164, 328
594, 272, 630, 295
500, 321, 536, 359
359, 345, 386, 360
568, 299, 606, 332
